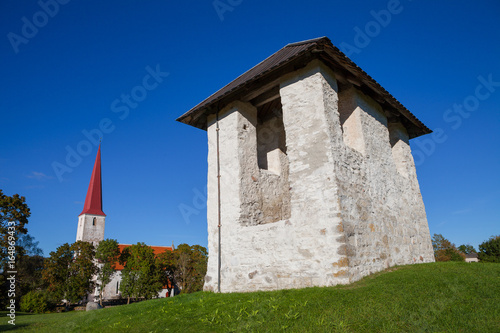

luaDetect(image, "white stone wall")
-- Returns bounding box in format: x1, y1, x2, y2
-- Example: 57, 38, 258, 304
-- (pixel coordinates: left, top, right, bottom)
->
203, 60, 434, 293
335, 86, 434, 282
102, 271, 122, 300
101, 270, 171, 300
76, 214, 105, 245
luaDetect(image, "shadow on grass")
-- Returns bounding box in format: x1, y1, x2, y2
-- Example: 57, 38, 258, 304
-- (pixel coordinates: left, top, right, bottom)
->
0, 311, 37, 316
8, 313, 36, 317
0, 323, 30, 331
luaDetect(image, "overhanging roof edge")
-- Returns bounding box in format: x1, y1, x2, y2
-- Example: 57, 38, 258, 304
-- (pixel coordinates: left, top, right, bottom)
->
177, 37, 431, 138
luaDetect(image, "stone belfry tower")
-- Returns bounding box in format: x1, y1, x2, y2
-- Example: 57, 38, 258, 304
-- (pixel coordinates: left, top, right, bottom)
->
177, 37, 435, 293
76, 145, 105, 245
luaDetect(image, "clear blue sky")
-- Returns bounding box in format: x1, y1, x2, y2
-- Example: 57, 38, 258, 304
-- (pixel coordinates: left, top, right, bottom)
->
1, 0, 499, 256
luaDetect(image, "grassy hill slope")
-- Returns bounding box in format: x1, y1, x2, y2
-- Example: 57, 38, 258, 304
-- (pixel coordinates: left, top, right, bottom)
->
2, 262, 499, 332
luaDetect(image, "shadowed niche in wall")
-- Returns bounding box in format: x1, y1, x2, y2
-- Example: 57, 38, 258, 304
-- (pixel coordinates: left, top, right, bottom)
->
252, 98, 291, 224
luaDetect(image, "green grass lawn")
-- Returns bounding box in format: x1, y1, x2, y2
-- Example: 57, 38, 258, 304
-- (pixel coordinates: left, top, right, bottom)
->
2, 262, 499, 332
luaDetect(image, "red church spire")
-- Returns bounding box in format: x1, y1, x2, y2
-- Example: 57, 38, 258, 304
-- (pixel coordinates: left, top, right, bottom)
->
80, 145, 106, 216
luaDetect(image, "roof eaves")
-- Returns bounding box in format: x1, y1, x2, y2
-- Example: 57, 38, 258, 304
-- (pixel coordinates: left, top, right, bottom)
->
177, 40, 320, 127
177, 37, 431, 138
321, 44, 431, 137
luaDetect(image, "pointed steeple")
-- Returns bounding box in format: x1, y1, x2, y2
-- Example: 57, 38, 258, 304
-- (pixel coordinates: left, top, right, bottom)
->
80, 145, 105, 216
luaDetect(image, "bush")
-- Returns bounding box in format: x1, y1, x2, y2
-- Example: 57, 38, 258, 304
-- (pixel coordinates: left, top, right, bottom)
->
444, 248, 465, 262
478, 235, 500, 263
20, 290, 53, 313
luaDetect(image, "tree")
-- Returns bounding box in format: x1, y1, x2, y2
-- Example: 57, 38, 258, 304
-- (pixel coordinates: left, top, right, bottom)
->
186, 244, 208, 293
43, 241, 97, 306
0, 190, 44, 310
478, 235, 500, 263
157, 249, 176, 288
0, 190, 30, 265
95, 239, 120, 306
16, 233, 43, 257
119, 243, 163, 304
42, 243, 73, 303
68, 241, 97, 303
17, 254, 46, 297
431, 234, 465, 262
458, 244, 476, 255
119, 269, 139, 304
0, 236, 44, 309
159, 243, 207, 294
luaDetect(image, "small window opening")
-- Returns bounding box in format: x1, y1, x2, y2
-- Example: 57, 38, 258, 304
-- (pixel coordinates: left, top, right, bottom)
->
116, 281, 119, 294
93, 217, 96, 226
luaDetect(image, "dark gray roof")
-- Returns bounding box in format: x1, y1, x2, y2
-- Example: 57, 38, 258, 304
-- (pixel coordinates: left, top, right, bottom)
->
177, 37, 431, 138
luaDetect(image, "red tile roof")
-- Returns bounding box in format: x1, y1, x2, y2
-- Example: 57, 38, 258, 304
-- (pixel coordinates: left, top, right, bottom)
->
114, 244, 173, 270
80, 145, 105, 216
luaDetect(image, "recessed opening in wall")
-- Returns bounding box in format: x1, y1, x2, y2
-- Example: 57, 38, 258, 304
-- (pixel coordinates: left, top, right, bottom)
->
256, 98, 287, 175
93, 217, 96, 226
250, 96, 291, 225
388, 122, 410, 178
338, 85, 366, 155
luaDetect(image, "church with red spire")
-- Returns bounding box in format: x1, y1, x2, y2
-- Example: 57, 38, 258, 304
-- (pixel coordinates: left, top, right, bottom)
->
76, 145, 174, 300
76, 145, 106, 245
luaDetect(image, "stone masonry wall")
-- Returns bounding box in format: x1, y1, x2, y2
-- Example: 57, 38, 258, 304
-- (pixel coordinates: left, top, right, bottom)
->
256, 103, 291, 224
204, 62, 349, 292
76, 214, 105, 245
203, 60, 434, 293
335, 86, 434, 282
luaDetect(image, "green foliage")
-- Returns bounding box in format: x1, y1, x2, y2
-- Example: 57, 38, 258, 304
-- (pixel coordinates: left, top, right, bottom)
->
42, 243, 73, 301
119, 243, 164, 302
0, 253, 45, 310
444, 248, 465, 262
478, 235, 500, 263
458, 244, 476, 255
68, 241, 97, 302
0, 189, 31, 264
43, 241, 97, 305
95, 239, 120, 306
20, 290, 54, 314
0, 190, 43, 309
158, 243, 207, 294
17, 234, 44, 257
3, 262, 500, 332
432, 234, 465, 262
17, 254, 46, 295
